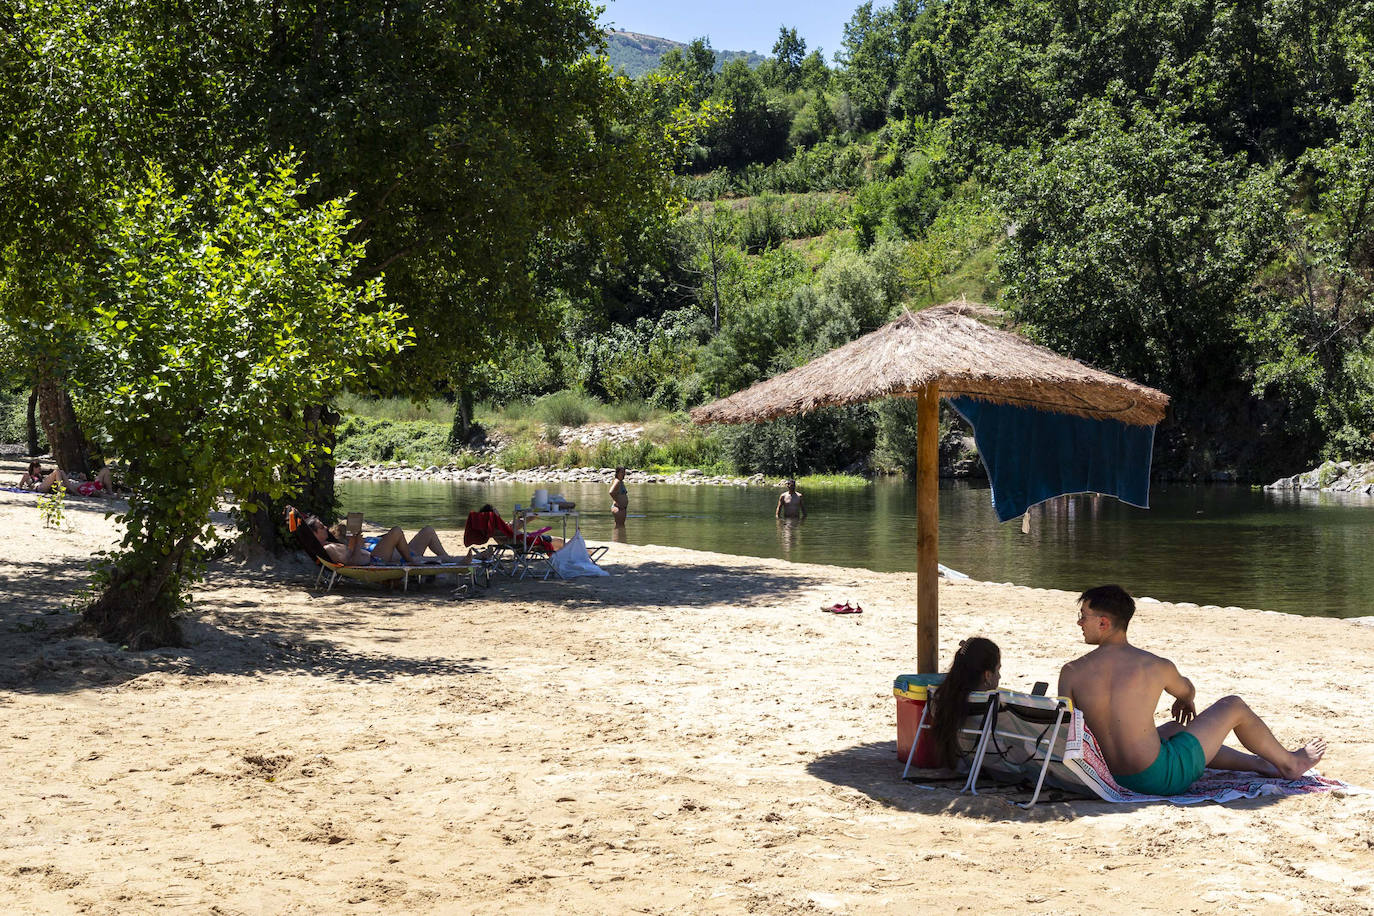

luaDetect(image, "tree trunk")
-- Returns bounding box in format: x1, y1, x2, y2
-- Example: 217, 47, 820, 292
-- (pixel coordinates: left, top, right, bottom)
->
35, 372, 89, 475
242, 404, 339, 555
299, 403, 339, 521
82, 536, 193, 648
449, 391, 474, 446
26, 387, 40, 456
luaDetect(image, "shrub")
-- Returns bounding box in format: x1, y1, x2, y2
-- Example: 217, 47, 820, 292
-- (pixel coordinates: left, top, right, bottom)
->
534, 390, 595, 428
334, 416, 452, 466
723, 406, 875, 475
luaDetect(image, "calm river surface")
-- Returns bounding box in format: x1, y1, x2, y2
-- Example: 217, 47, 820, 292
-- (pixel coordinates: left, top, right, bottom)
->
337, 478, 1374, 618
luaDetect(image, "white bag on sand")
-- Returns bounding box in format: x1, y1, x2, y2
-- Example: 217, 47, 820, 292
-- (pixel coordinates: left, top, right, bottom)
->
549, 531, 608, 578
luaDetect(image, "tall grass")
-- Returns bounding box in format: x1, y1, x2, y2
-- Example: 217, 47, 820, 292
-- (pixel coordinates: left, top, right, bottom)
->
335, 391, 735, 475
336, 394, 451, 423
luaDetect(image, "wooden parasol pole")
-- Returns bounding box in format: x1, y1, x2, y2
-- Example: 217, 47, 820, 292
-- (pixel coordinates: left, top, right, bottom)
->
916, 382, 939, 673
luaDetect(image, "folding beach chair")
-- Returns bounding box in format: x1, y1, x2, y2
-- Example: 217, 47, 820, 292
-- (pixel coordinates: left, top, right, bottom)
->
963, 691, 1078, 808
900, 685, 1090, 808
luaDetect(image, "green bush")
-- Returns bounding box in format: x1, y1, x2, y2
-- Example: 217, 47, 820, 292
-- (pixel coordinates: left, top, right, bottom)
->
724, 406, 875, 475
334, 416, 452, 466
0, 389, 29, 445
533, 389, 596, 428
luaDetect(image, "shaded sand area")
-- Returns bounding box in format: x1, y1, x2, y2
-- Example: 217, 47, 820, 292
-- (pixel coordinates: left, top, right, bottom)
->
2, 489, 1372, 914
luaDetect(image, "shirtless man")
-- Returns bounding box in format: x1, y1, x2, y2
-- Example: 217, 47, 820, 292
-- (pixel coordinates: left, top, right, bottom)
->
1058, 584, 1325, 796
775, 479, 806, 520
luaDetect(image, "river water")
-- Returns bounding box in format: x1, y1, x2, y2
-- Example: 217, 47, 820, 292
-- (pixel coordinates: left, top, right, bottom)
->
336, 478, 1374, 618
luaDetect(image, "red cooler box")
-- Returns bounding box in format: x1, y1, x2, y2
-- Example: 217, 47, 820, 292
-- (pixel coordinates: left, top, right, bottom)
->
894, 673, 945, 767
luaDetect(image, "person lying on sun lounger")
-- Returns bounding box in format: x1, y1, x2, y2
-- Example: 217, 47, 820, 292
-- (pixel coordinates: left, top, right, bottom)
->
304, 514, 455, 566
927, 637, 1001, 768
1058, 584, 1326, 797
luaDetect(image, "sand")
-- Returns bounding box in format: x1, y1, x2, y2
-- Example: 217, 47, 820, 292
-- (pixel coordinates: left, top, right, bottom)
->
1, 484, 1372, 915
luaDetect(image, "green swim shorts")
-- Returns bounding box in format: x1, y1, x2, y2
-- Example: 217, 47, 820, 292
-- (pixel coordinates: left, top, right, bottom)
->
1114, 732, 1206, 796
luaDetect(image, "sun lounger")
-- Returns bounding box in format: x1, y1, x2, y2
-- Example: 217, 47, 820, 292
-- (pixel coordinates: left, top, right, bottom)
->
286, 508, 486, 592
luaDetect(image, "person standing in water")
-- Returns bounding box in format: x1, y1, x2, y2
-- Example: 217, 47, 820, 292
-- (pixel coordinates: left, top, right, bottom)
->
609, 466, 629, 540
775, 478, 806, 520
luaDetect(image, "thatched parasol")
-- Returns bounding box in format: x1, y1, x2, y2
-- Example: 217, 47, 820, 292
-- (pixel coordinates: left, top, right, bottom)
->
691, 300, 1169, 673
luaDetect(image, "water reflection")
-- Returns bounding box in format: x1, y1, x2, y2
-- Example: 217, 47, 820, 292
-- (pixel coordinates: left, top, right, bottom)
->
336, 478, 1374, 618
776, 518, 802, 559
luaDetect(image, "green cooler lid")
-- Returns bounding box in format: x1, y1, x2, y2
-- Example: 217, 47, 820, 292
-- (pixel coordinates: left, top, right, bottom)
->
893, 673, 946, 692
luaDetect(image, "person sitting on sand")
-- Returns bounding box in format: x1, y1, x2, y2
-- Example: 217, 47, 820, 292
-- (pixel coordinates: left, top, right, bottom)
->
19, 462, 116, 497
308, 516, 455, 566
19, 460, 66, 494
1058, 585, 1326, 796
928, 637, 1000, 768
775, 478, 805, 520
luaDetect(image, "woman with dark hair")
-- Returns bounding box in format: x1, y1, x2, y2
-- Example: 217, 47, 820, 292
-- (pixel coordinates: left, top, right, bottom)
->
928, 637, 1002, 768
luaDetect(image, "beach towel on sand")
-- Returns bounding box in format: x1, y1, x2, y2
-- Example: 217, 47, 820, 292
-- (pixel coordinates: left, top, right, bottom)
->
1073, 725, 1355, 805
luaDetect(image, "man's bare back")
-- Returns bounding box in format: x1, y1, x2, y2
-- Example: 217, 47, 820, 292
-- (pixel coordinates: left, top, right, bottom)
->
1058, 585, 1325, 794
1059, 643, 1182, 774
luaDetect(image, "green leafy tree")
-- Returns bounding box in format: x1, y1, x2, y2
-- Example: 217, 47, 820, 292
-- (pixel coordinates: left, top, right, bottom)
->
706, 59, 792, 169
837, 2, 901, 127
77, 160, 408, 647
770, 27, 807, 92
659, 37, 718, 105
997, 100, 1287, 468
1249, 76, 1374, 459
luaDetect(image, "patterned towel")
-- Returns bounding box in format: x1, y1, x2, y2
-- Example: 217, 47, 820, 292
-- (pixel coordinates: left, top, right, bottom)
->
1076, 727, 1355, 805
1, 486, 35, 495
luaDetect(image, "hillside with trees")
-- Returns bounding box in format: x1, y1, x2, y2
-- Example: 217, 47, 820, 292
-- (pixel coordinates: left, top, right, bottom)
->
542, 1, 1374, 481
605, 30, 767, 78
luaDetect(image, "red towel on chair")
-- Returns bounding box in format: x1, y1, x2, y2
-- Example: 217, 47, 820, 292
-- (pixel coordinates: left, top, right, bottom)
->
463, 510, 515, 546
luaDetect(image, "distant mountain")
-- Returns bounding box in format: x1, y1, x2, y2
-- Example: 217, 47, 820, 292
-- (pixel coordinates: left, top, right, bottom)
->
604, 30, 767, 79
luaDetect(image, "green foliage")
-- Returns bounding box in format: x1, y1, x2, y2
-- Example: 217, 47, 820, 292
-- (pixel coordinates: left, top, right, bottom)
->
75, 159, 407, 637
37, 479, 67, 530
736, 141, 874, 195
723, 407, 876, 476
703, 60, 793, 170
0, 388, 27, 444
998, 101, 1285, 394
335, 416, 452, 467
533, 391, 595, 428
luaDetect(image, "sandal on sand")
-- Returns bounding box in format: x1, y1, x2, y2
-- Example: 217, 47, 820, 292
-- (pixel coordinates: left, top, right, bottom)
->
833, 603, 864, 614
821, 602, 848, 613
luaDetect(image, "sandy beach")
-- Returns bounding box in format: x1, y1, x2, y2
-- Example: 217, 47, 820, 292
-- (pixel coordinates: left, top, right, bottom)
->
2, 486, 1372, 915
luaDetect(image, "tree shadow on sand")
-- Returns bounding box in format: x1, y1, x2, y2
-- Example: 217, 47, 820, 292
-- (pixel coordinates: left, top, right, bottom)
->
806, 740, 1293, 820
0, 556, 488, 697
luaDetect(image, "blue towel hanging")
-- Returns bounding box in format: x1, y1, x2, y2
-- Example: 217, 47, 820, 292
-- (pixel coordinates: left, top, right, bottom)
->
948, 396, 1156, 523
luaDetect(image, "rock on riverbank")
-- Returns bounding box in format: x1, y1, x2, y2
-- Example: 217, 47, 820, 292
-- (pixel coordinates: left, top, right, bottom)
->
1266, 459, 1374, 495
335, 461, 774, 488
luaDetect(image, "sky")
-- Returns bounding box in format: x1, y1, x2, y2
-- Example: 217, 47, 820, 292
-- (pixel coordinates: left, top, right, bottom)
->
598, 0, 851, 60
